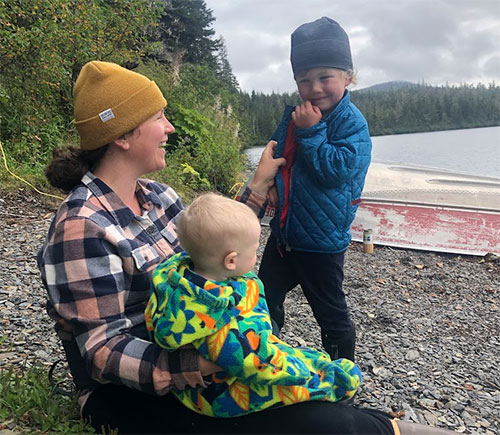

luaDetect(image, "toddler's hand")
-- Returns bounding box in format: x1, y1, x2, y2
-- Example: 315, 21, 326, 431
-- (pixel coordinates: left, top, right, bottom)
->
267, 185, 279, 208
292, 101, 322, 128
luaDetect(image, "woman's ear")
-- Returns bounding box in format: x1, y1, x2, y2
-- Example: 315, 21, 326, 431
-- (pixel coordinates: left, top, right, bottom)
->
223, 251, 237, 271
113, 137, 130, 151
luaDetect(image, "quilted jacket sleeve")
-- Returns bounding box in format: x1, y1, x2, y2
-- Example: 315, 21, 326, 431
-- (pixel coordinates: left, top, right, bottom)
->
295, 108, 370, 188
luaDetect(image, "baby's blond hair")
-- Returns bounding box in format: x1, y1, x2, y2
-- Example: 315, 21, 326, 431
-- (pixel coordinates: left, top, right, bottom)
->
177, 193, 259, 269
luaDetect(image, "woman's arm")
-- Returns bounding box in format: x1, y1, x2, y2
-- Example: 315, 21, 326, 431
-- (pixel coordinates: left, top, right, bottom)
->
40, 216, 205, 396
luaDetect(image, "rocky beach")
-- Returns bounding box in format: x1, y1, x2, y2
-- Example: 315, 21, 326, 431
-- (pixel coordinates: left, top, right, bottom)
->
0, 188, 499, 434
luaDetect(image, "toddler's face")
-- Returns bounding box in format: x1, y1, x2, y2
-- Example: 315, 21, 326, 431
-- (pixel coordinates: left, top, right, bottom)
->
295, 67, 351, 115
231, 220, 261, 277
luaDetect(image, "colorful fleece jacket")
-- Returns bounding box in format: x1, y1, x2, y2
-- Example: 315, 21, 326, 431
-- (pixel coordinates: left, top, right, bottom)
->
145, 252, 361, 417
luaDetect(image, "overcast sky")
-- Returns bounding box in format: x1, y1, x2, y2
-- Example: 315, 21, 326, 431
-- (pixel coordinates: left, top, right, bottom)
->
204, 0, 500, 94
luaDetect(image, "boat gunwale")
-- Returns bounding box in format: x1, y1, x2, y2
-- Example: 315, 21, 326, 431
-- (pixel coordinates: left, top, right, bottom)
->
360, 196, 500, 214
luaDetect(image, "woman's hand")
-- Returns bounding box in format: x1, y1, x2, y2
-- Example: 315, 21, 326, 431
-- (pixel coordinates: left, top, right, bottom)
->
198, 355, 222, 375
249, 140, 286, 197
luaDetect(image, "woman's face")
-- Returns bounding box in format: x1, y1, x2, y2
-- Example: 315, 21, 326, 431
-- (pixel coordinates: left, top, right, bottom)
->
128, 110, 175, 175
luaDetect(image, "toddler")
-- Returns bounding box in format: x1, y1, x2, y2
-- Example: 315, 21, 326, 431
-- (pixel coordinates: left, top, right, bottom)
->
259, 17, 372, 362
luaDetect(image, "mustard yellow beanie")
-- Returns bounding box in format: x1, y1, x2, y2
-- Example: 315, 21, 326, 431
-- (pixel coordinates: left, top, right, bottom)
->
74, 61, 167, 150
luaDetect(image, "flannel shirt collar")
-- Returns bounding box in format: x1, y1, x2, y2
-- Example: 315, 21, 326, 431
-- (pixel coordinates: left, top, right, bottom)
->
82, 171, 164, 227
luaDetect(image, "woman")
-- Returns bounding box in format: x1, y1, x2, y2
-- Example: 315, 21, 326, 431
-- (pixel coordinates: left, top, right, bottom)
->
38, 61, 453, 434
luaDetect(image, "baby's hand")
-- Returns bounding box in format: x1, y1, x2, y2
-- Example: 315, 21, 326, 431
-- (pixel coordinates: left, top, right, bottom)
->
292, 101, 322, 128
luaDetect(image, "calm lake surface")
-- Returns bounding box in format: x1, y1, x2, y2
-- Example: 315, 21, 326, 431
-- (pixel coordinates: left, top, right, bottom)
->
245, 126, 500, 178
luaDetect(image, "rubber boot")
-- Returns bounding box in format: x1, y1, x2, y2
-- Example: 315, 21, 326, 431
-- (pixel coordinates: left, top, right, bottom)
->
270, 318, 281, 338
396, 420, 457, 434
268, 302, 285, 337
321, 324, 356, 361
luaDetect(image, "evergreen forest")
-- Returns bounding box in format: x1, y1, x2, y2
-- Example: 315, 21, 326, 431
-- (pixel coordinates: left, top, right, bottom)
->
1, 0, 499, 199
239, 83, 500, 147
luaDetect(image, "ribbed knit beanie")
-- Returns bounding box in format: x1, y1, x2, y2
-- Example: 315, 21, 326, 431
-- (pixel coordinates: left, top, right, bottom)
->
290, 17, 353, 76
74, 61, 167, 150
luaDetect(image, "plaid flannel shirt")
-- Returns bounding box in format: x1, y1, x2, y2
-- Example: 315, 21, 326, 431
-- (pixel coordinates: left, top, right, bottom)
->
37, 171, 266, 401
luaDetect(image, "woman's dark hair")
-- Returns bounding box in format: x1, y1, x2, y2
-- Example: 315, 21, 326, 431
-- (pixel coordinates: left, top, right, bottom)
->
45, 145, 109, 193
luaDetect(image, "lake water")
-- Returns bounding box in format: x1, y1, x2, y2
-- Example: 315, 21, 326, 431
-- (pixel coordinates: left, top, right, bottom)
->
245, 126, 500, 178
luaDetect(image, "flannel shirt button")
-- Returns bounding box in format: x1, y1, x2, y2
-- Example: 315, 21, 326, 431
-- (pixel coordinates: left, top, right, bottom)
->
146, 226, 157, 234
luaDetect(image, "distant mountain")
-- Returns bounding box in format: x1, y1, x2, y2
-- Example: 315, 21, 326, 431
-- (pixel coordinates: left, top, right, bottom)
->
357, 81, 418, 93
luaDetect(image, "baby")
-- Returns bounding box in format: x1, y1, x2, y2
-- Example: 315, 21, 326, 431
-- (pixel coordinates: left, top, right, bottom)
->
145, 192, 361, 417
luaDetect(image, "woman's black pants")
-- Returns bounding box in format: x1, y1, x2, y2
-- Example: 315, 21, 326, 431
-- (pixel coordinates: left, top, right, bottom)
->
82, 384, 395, 434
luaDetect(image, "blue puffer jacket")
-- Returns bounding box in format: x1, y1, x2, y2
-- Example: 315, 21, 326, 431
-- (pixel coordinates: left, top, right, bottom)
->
270, 91, 371, 253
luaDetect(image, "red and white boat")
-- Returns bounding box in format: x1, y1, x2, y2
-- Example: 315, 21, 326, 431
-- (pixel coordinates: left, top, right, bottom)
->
351, 162, 500, 256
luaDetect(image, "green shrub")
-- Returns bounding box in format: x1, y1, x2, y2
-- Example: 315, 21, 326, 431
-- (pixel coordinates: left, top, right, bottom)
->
167, 103, 245, 195
140, 62, 246, 198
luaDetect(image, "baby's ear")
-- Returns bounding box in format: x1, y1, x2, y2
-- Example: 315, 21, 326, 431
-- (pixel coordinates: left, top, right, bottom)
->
223, 251, 237, 271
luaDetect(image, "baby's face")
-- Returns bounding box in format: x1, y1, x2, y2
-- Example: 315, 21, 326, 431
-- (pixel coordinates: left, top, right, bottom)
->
295, 67, 351, 115
231, 220, 261, 277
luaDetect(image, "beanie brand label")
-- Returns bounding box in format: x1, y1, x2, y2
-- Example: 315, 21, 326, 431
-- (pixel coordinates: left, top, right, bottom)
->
99, 108, 115, 123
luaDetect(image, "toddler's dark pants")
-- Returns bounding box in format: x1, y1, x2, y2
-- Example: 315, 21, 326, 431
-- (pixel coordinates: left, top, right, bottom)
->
82, 384, 396, 434
258, 233, 356, 359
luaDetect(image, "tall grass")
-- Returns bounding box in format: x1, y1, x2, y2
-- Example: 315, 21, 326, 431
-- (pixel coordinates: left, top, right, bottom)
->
0, 340, 93, 433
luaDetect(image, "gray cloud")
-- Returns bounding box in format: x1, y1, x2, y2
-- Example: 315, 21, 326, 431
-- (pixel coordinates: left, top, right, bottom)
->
205, 0, 500, 93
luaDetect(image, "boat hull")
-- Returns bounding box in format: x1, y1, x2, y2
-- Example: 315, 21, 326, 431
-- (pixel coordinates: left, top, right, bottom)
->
351, 199, 500, 256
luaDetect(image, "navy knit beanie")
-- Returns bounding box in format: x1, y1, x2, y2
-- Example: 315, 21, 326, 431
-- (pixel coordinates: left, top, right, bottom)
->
290, 17, 353, 76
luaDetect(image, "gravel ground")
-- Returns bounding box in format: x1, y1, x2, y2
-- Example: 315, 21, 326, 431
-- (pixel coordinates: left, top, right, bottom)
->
1, 188, 499, 434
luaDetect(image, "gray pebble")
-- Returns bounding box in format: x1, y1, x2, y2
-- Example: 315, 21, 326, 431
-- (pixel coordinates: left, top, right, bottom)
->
405, 349, 420, 361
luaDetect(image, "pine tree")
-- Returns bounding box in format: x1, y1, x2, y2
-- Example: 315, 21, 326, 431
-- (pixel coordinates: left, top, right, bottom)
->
153, 0, 221, 69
